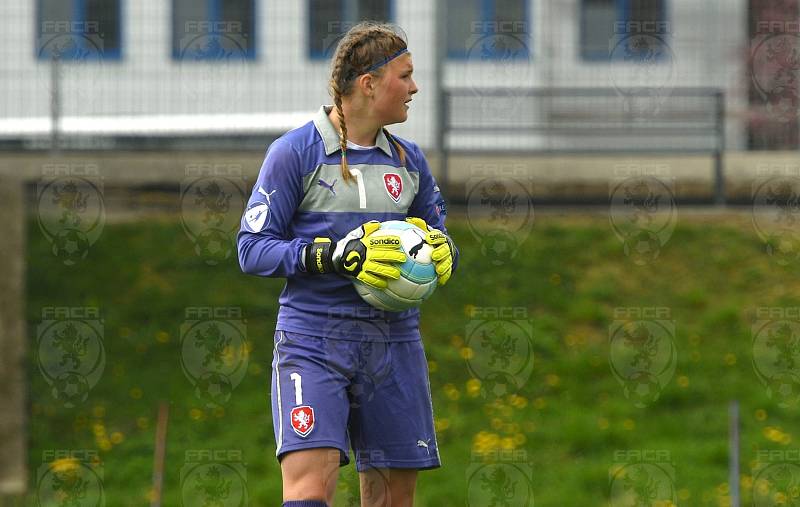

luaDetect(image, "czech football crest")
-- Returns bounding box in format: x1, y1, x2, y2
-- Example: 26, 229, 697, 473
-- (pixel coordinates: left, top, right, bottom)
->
290, 405, 315, 437
383, 173, 402, 203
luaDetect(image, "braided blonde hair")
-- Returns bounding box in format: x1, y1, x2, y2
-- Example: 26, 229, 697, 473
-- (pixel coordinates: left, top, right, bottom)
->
328, 22, 408, 182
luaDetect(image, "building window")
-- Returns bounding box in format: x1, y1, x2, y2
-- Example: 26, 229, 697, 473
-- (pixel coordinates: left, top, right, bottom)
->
446, 0, 530, 60
581, 0, 669, 61
172, 0, 256, 61
37, 0, 121, 60
308, 0, 393, 59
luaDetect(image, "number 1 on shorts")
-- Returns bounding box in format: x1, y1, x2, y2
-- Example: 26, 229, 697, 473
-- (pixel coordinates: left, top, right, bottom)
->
290, 372, 303, 405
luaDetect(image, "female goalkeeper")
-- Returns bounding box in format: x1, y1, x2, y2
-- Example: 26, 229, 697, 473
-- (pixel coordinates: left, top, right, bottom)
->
237, 22, 458, 507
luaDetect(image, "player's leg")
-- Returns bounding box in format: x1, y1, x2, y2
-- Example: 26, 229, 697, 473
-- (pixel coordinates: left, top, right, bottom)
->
271, 330, 354, 506
358, 467, 418, 507
349, 338, 441, 505
281, 447, 341, 505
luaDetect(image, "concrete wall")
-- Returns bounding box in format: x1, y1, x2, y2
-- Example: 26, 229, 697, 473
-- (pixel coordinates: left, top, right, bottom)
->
0, 150, 793, 202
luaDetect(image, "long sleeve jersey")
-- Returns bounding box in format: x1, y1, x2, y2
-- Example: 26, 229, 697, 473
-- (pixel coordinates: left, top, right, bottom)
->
237, 106, 457, 341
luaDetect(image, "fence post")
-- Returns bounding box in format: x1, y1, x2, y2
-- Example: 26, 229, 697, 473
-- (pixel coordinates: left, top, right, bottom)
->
50, 57, 61, 154
729, 400, 740, 507
714, 91, 726, 205
0, 176, 27, 500
433, 0, 448, 190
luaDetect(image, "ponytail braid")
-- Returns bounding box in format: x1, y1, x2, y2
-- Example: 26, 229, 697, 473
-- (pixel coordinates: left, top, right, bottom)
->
382, 128, 406, 166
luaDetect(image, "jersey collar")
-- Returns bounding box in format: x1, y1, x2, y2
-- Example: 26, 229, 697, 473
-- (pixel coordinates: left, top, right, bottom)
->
313, 105, 393, 158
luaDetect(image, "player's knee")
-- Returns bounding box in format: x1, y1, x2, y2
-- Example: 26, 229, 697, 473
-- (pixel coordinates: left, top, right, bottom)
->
283, 478, 334, 505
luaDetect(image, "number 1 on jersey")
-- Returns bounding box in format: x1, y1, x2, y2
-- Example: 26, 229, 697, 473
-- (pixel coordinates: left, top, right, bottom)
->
290, 372, 303, 405
349, 168, 367, 209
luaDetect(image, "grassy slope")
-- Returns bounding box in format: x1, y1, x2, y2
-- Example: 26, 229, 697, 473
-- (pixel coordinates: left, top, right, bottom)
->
25, 213, 800, 506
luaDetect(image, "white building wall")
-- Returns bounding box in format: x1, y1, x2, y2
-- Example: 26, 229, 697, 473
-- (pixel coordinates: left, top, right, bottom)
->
0, 0, 747, 150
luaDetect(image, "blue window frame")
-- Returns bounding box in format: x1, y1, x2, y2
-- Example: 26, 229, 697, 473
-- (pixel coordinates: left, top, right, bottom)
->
172, 0, 256, 61
36, 0, 122, 60
446, 0, 530, 60
581, 0, 669, 61
308, 0, 394, 60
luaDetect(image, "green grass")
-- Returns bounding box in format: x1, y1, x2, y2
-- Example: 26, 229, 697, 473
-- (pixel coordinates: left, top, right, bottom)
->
25, 212, 800, 506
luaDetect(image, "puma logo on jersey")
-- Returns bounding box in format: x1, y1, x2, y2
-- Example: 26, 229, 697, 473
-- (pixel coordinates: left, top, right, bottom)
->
317, 178, 337, 196
257, 186, 276, 203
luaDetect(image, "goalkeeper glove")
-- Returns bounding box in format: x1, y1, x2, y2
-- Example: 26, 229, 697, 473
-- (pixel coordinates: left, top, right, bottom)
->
304, 221, 406, 289
404, 217, 455, 286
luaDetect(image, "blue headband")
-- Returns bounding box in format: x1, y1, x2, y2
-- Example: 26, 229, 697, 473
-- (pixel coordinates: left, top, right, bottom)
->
365, 48, 408, 72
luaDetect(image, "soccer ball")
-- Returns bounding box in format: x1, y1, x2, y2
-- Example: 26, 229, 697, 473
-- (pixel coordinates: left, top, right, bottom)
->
52, 228, 90, 266
480, 230, 518, 266
354, 220, 438, 312
765, 372, 800, 406
481, 371, 519, 399
52, 372, 90, 407
623, 229, 662, 265
194, 371, 233, 407
622, 371, 662, 408
194, 229, 232, 264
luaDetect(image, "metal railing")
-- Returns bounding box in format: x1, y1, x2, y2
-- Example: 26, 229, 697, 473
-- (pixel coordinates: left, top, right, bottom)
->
440, 88, 726, 203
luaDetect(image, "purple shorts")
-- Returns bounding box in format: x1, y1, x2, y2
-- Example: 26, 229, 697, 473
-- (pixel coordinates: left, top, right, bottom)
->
270, 330, 441, 472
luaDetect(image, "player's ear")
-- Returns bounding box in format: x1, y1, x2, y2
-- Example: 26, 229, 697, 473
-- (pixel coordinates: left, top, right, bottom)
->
355, 73, 375, 97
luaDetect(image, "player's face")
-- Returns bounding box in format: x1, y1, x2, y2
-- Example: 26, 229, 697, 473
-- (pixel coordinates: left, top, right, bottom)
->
372, 53, 417, 126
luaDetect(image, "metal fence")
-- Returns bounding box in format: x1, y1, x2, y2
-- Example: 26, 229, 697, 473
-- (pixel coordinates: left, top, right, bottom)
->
441, 87, 727, 203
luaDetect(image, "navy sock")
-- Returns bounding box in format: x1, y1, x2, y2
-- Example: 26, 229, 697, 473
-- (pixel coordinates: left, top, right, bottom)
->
282, 501, 328, 507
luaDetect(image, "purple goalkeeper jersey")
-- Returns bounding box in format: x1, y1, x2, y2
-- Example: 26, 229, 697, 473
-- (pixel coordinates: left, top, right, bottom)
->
237, 106, 456, 341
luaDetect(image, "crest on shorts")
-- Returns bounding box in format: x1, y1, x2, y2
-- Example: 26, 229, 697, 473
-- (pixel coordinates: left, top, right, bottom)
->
290, 405, 315, 437
383, 173, 402, 203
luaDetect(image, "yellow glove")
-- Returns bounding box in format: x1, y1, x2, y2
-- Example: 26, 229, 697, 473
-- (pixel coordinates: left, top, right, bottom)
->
405, 217, 455, 286
305, 221, 406, 289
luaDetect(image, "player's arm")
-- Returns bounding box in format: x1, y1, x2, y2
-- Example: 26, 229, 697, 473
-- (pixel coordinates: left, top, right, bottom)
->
237, 139, 307, 278
303, 221, 406, 289
406, 144, 459, 285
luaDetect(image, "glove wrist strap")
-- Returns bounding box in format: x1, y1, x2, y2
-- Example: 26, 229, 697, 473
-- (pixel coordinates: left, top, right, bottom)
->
305, 238, 334, 274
